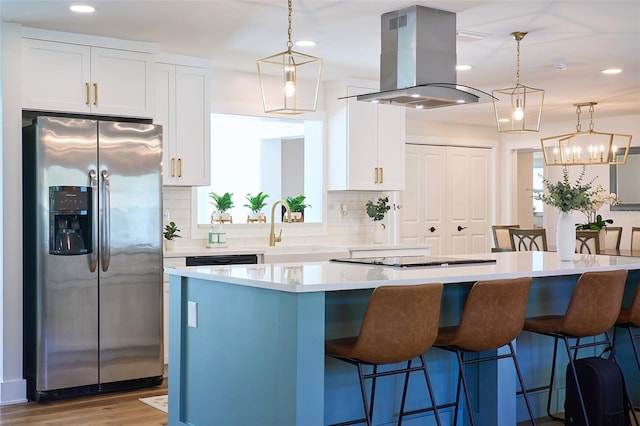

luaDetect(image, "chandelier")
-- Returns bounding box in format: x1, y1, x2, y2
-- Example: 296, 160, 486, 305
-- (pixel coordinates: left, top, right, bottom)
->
492, 32, 544, 133
257, 0, 322, 114
540, 102, 632, 166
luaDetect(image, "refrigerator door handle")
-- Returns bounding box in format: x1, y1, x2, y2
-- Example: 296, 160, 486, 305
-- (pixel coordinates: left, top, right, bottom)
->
101, 169, 111, 272
89, 169, 99, 273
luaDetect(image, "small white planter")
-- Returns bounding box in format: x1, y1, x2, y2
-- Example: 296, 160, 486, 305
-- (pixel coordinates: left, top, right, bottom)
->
164, 239, 175, 251
372, 222, 386, 244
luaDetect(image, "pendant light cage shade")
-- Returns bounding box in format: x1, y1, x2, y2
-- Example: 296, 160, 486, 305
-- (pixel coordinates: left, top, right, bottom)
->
492, 83, 544, 133
540, 102, 632, 166
493, 31, 544, 133
257, 49, 322, 114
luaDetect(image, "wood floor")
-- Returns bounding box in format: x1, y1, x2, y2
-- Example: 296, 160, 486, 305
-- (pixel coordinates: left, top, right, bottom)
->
0, 380, 167, 425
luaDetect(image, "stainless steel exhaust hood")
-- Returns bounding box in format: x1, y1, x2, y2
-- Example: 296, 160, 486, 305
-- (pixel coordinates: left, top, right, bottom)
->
356, 5, 494, 109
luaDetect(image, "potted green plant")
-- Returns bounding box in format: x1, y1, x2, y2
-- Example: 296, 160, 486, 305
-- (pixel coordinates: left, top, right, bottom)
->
533, 167, 595, 260
163, 221, 181, 250
366, 196, 391, 222
285, 195, 310, 221
209, 192, 234, 222
244, 192, 269, 221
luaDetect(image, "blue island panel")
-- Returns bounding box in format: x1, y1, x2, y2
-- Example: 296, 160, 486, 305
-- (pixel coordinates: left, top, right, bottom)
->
169, 275, 325, 426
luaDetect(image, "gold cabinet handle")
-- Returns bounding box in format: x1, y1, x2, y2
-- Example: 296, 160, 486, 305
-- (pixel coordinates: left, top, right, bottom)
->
171, 158, 176, 177
374, 167, 379, 184
93, 83, 98, 106
85, 82, 90, 105
178, 158, 183, 178
379, 167, 383, 184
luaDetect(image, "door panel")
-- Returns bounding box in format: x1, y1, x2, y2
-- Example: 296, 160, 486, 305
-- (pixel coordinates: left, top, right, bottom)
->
400, 144, 492, 256
400, 145, 446, 255
35, 117, 99, 390
98, 121, 163, 383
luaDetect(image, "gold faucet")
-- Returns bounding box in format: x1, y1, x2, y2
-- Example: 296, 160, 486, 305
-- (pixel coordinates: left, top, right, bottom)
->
269, 199, 291, 246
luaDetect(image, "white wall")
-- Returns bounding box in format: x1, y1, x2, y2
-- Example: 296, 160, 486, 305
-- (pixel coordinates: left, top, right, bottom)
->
1, 21, 28, 404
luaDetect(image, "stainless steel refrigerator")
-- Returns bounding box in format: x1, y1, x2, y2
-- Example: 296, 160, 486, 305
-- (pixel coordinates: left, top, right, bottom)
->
22, 116, 164, 401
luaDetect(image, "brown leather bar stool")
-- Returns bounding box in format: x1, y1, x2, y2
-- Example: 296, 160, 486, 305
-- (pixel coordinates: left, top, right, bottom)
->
614, 283, 640, 372
434, 277, 536, 426
326, 283, 444, 426
522, 269, 636, 425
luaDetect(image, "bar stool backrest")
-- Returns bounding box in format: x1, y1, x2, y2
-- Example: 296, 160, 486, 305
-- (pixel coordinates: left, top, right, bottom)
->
451, 277, 532, 352
352, 283, 443, 364
562, 269, 628, 336
575, 230, 601, 254
626, 285, 640, 326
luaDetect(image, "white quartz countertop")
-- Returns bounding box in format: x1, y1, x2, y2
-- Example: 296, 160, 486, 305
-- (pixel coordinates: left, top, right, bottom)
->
164, 251, 640, 293
162, 243, 430, 258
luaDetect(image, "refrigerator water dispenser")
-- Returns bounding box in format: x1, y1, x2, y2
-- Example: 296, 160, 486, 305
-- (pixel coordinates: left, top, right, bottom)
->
49, 186, 92, 255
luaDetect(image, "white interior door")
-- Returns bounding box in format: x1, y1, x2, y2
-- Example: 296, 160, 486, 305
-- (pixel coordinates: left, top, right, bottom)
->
400, 144, 492, 255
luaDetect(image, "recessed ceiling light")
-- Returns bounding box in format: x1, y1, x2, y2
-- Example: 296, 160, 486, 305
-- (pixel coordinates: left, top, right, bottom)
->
70, 4, 95, 13
410, 93, 420, 98
601, 68, 622, 75
415, 104, 425, 109
295, 40, 317, 47
456, 99, 466, 104
456, 65, 473, 71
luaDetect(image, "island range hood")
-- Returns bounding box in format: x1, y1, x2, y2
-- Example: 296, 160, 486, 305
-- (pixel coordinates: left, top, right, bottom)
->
356, 5, 494, 109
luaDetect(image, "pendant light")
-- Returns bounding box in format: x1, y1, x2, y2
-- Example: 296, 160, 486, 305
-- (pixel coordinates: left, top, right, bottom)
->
257, 0, 322, 114
540, 102, 632, 166
492, 32, 544, 133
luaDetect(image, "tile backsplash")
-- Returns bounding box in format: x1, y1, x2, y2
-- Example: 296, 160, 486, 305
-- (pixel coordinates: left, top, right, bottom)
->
162, 187, 394, 247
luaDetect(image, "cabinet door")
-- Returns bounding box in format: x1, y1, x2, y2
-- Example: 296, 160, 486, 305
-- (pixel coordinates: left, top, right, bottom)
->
90, 47, 154, 118
173, 66, 211, 186
376, 103, 405, 190
22, 39, 91, 113
155, 64, 178, 185
345, 88, 378, 190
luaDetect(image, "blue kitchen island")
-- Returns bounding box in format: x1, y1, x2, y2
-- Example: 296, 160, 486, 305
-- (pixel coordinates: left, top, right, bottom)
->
165, 251, 640, 425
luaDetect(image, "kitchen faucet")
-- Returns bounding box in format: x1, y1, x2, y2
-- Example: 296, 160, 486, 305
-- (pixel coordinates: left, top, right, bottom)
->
269, 199, 291, 246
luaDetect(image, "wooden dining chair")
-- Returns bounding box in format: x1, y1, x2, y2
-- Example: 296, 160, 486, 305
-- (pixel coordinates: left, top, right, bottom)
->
575, 230, 601, 254
632, 227, 640, 252
509, 228, 548, 251
491, 225, 519, 252
604, 226, 622, 251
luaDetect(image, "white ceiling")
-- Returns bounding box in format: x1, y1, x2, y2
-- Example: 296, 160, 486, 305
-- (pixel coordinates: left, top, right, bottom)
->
1, 0, 639, 126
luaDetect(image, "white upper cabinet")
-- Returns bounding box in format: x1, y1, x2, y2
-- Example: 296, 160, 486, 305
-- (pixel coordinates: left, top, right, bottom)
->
22, 38, 154, 118
327, 83, 405, 191
155, 62, 211, 186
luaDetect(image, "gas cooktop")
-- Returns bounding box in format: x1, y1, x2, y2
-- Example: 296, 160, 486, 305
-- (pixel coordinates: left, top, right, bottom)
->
330, 255, 496, 268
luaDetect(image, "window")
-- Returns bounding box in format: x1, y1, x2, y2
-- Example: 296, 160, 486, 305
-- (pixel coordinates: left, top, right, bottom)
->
195, 114, 323, 226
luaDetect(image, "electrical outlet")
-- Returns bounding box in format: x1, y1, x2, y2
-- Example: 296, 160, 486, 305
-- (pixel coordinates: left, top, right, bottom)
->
188, 301, 198, 328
